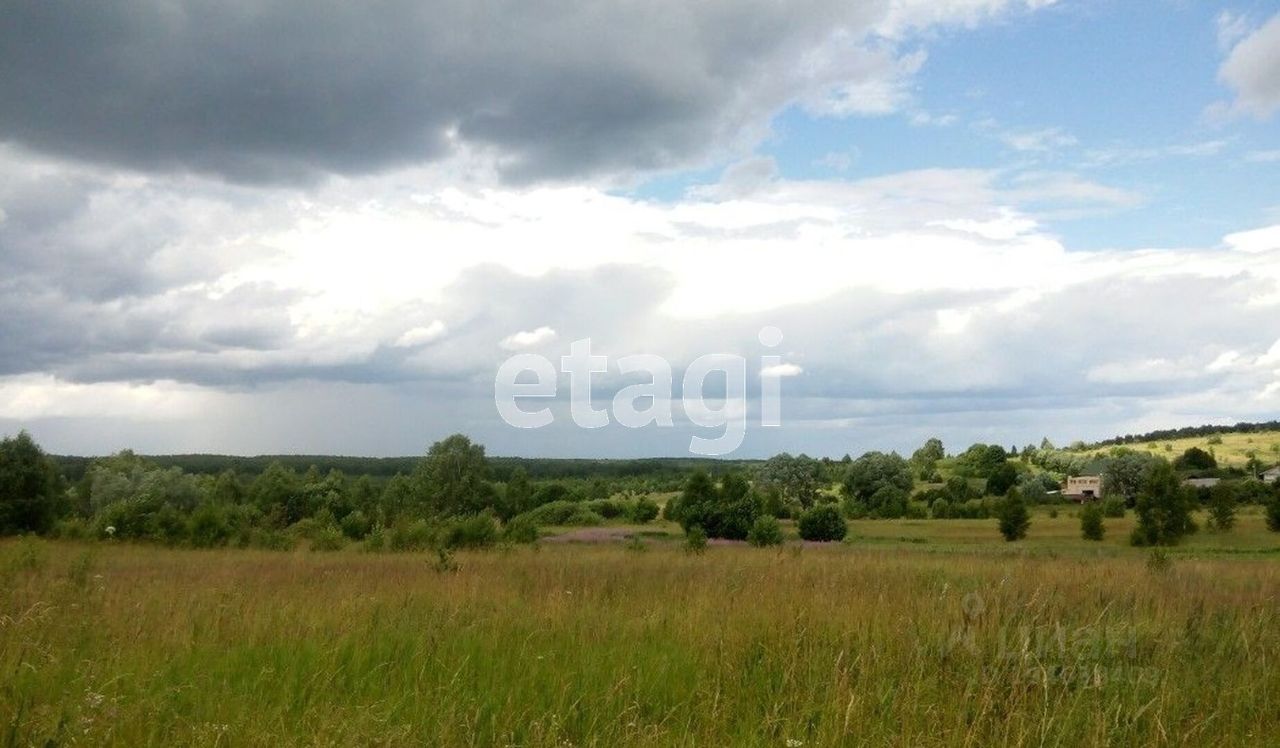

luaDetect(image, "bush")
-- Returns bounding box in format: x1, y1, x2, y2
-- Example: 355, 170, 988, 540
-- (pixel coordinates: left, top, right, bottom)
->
362, 525, 387, 552
340, 510, 372, 540
1265, 489, 1280, 533
309, 526, 345, 551
51, 517, 92, 541
1207, 483, 1236, 531
444, 514, 498, 549
929, 498, 952, 519
247, 528, 296, 551
189, 503, 235, 548
904, 501, 929, 520
997, 491, 1030, 542
1080, 502, 1105, 541
502, 515, 539, 544
389, 519, 435, 551
518, 500, 604, 527
684, 525, 707, 554
585, 498, 626, 519
747, 515, 784, 547
630, 497, 659, 524
798, 505, 847, 542
1101, 498, 1126, 518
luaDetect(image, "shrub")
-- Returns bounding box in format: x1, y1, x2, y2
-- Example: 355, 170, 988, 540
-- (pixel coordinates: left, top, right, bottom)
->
997, 491, 1030, 542
502, 515, 539, 544
1101, 498, 1126, 518
444, 514, 498, 549
1080, 502, 1105, 541
1265, 488, 1280, 533
247, 528, 296, 551
684, 525, 708, 554
340, 510, 372, 540
929, 498, 952, 519
585, 498, 626, 519
677, 471, 759, 540
389, 519, 435, 551
798, 505, 847, 542
189, 503, 235, 548
51, 517, 91, 541
630, 497, 659, 524
904, 501, 929, 520
309, 526, 345, 551
362, 525, 387, 552
1207, 483, 1237, 531
747, 515, 784, 547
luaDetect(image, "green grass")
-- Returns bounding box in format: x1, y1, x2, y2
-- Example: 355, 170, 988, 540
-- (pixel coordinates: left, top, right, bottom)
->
1080, 430, 1280, 469
3, 522, 1279, 746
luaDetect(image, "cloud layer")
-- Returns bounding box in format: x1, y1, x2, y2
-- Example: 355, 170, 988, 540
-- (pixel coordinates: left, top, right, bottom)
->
1, 0, 1051, 184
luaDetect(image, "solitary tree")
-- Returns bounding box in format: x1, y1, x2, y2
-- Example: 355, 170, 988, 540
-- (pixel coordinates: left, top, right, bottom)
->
997, 489, 1030, 541
1080, 501, 1105, 541
0, 431, 60, 535
414, 434, 493, 515
1130, 460, 1196, 546
798, 504, 847, 542
1207, 482, 1237, 531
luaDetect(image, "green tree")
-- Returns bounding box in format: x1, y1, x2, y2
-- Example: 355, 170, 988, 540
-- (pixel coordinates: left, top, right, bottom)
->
1130, 460, 1196, 546
497, 467, 534, 521
841, 452, 913, 508
1173, 447, 1217, 471
677, 471, 759, 540
757, 453, 823, 510
747, 515, 784, 546
910, 438, 945, 480
1080, 502, 1105, 541
956, 443, 1007, 478
1102, 451, 1158, 507
414, 434, 494, 516
1207, 482, 1237, 531
997, 489, 1030, 541
0, 431, 60, 535
798, 504, 847, 542
1265, 483, 1280, 532
985, 462, 1018, 497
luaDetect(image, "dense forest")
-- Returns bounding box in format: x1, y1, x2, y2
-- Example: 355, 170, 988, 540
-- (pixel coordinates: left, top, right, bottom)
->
3, 428, 1279, 551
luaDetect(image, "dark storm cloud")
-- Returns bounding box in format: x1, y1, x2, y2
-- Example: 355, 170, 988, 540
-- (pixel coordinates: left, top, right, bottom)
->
0, 0, 885, 183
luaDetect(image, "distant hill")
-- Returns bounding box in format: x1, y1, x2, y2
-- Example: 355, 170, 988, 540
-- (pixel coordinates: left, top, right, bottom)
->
1092, 420, 1280, 448
1084, 421, 1280, 469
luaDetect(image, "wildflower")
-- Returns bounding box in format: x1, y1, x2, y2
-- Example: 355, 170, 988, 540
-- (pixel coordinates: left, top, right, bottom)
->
786, 739, 804, 747
104, 526, 116, 538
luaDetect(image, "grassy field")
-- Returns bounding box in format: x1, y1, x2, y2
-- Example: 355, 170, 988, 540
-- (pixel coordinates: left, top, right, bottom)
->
1080, 430, 1280, 469
3, 514, 1279, 747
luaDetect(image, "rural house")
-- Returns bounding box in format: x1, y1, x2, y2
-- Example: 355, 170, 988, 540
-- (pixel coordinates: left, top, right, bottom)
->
1064, 475, 1103, 501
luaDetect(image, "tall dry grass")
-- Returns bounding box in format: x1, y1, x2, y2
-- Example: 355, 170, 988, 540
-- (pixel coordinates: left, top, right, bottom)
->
2, 537, 1278, 746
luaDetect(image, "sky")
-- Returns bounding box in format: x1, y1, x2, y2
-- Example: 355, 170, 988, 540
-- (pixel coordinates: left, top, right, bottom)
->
2, 0, 1280, 458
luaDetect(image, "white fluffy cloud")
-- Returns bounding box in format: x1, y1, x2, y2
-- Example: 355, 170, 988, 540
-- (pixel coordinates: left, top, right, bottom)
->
2, 142, 1278, 455
1217, 12, 1280, 119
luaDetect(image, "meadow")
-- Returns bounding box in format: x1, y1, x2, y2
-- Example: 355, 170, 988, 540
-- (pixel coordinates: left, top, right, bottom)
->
3, 509, 1278, 747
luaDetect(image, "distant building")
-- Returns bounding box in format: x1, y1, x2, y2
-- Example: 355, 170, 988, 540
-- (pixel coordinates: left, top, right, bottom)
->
1263, 466, 1280, 484
1064, 475, 1103, 501
1184, 477, 1220, 489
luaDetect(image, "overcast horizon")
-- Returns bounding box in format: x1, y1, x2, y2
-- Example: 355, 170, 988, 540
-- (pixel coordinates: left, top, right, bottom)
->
3, 1, 1280, 459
